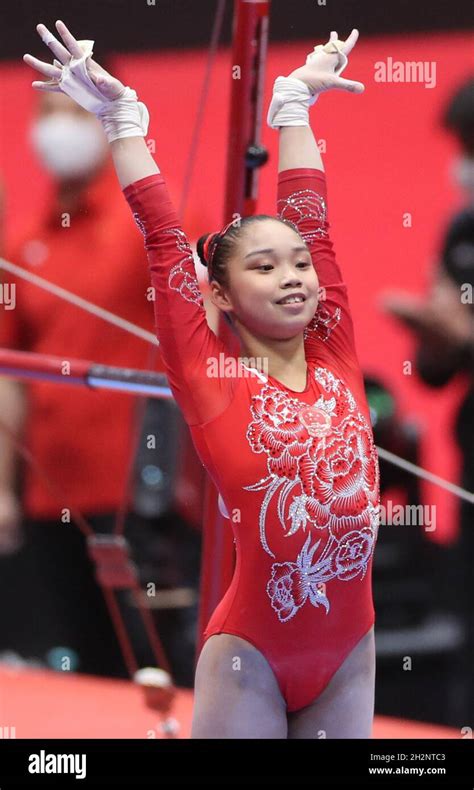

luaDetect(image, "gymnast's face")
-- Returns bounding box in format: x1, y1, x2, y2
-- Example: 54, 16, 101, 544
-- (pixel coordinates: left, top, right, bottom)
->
212, 219, 319, 340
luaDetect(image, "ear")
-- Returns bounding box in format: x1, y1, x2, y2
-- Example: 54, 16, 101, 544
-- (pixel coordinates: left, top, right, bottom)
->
209, 280, 234, 317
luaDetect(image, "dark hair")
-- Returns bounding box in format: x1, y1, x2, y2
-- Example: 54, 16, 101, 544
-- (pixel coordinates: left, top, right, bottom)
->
442, 76, 474, 155
197, 214, 299, 284
196, 214, 299, 328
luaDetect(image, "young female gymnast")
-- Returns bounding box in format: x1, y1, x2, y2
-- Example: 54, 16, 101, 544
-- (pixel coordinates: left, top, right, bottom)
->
24, 21, 380, 739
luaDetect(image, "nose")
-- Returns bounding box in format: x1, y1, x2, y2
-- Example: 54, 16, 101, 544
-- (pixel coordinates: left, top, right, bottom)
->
280, 268, 303, 288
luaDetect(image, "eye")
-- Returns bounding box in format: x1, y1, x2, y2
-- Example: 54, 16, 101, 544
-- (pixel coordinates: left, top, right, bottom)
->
297, 260, 311, 268
256, 263, 274, 271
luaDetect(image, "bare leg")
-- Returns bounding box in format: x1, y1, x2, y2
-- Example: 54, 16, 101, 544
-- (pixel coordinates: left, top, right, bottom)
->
191, 633, 288, 738
287, 625, 376, 739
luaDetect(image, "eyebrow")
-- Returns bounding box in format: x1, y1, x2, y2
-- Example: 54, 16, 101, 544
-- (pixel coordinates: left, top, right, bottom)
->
244, 245, 310, 259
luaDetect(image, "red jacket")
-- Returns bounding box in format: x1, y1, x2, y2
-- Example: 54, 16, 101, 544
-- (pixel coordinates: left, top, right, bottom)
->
0, 161, 161, 518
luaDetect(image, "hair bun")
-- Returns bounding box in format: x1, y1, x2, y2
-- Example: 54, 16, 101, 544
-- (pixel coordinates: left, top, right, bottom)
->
196, 233, 210, 266
197, 232, 218, 267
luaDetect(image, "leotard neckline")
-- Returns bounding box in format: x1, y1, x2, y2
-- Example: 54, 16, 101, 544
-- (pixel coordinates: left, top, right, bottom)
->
266, 363, 311, 395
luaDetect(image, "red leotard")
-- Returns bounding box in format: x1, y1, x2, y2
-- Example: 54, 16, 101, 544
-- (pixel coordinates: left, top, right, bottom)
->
124, 167, 380, 713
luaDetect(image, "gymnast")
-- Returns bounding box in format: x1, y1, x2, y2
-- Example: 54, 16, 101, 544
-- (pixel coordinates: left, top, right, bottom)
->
24, 20, 380, 739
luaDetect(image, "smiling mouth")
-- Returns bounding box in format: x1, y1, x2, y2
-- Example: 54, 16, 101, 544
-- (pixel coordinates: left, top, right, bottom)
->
276, 295, 306, 305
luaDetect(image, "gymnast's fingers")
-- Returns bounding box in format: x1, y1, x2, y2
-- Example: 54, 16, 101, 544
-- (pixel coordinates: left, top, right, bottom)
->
23, 53, 62, 80
55, 20, 88, 60
342, 28, 359, 56
31, 80, 62, 92
36, 22, 72, 65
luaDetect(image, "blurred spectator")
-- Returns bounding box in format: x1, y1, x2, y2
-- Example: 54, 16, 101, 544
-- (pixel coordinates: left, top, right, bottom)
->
382, 76, 474, 721
0, 83, 203, 683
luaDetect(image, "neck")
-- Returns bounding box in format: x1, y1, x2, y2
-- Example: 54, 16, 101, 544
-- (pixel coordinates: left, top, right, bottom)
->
56, 162, 106, 213
236, 321, 307, 379
57, 176, 91, 213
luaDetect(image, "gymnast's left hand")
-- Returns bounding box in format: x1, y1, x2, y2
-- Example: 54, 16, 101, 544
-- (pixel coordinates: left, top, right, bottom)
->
289, 29, 365, 95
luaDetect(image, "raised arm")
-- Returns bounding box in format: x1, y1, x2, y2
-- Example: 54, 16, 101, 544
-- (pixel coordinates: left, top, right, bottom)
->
23, 20, 236, 426
269, 30, 366, 372
278, 126, 323, 173
24, 21, 158, 189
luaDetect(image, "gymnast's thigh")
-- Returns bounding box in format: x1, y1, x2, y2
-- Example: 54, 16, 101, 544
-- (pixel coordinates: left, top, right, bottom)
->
287, 625, 376, 739
191, 633, 288, 738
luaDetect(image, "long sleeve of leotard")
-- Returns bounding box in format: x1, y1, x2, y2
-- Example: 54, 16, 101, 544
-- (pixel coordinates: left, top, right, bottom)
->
123, 173, 236, 426
277, 168, 359, 372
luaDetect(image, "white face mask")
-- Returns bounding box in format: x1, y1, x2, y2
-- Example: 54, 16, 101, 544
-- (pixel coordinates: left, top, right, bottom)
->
30, 113, 108, 179
451, 155, 474, 204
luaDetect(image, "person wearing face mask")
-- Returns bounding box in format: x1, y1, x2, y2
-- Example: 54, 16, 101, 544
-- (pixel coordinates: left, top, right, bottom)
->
30, 97, 109, 180
382, 76, 474, 723
0, 63, 206, 682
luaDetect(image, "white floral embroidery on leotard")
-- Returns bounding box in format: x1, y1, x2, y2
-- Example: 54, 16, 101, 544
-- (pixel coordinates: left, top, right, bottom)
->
132, 217, 203, 306
244, 366, 380, 622
277, 188, 341, 343
304, 302, 341, 344
164, 227, 203, 306
277, 187, 329, 242
132, 211, 147, 238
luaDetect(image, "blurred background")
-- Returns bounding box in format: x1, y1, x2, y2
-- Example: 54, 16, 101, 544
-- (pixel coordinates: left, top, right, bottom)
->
0, 0, 472, 737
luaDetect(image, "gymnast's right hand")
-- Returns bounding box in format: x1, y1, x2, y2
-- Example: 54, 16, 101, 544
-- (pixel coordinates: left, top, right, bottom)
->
24, 21, 126, 106
23, 21, 149, 142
